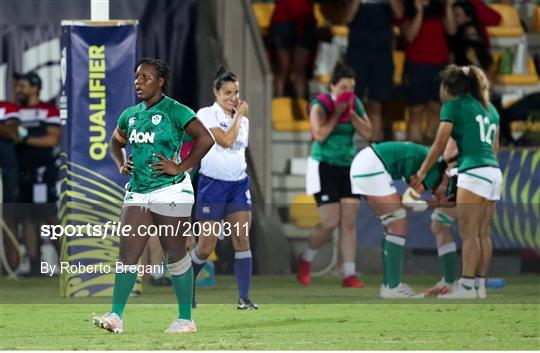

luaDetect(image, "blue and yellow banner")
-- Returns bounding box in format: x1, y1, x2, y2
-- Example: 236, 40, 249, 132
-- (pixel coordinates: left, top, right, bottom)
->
59, 22, 138, 297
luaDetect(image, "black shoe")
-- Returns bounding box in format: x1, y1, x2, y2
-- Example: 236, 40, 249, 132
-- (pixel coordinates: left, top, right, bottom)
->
150, 276, 172, 286
192, 297, 197, 309
237, 298, 258, 310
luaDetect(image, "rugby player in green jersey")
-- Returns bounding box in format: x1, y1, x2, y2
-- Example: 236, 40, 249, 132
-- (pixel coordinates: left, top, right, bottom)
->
413, 65, 501, 299
350, 141, 453, 298
93, 59, 214, 333
298, 63, 372, 288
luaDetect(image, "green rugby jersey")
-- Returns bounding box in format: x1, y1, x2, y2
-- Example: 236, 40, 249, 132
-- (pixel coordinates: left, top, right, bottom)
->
440, 95, 499, 172
309, 96, 366, 167
371, 142, 446, 189
117, 95, 196, 193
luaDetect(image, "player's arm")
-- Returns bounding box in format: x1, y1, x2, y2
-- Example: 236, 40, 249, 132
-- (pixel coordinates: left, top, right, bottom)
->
179, 119, 214, 173
210, 100, 248, 148
109, 127, 131, 175
310, 103, 343, 143
25, 126, 60, 148
402, 0, 423, 43
152, 118, 214, 176
390, 0, 404, 19
443, 0, 457, 36
411, 122, 453, 190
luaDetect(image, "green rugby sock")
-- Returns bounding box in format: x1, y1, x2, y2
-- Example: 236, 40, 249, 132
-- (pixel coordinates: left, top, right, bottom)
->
171, 267, 193, 321
384, 234, 405, 289
438, 242, 457, 283
381, 237, 388, 286
111, 272, 138, 318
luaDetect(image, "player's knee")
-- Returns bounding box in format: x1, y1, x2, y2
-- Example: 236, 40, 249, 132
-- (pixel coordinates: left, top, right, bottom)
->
340, 217, 356, 233
379, 208, 406, 235
320, 216, 340, 231
431, 209, 454, 234
195, 241, 214, 260
232, 236, 250, 251
167, 253, 191, 276
117, 254, 139, 266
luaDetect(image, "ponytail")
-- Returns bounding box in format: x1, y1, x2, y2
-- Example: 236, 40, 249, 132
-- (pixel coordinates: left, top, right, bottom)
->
440, 64, 489, 108
213, 65, 238, 90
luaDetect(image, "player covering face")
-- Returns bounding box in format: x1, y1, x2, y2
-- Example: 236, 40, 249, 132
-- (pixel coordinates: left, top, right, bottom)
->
93, 58, 214, 333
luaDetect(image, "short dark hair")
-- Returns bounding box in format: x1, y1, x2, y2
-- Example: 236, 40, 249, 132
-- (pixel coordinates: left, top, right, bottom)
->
135, 58, 170, 94
330, 62, 355, 85
213, 65, 238, 90
14, 71, 42, 90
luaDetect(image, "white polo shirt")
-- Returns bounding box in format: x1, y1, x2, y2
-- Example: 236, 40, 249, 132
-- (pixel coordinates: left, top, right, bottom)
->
197, 102, 249, 181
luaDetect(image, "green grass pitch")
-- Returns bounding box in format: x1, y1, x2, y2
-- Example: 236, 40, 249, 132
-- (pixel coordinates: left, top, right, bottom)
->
1, 275, 539, 350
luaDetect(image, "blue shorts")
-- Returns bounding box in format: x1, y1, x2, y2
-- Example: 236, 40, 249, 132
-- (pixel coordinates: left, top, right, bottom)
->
195, 174, 252, 221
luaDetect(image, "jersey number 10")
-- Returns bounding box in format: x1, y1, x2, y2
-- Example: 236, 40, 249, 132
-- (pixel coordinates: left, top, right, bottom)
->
475, 115, 496, 145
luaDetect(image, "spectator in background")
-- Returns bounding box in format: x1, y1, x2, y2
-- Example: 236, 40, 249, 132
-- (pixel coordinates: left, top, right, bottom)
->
0, 101, 21, 271
452, 23, 494, 75
13, 72, 61, 276
270, 0, 317, 99
345, 0, 404, 142
0, 101, 20, 204
452, 0, 501, 47
401, 0, 456, 144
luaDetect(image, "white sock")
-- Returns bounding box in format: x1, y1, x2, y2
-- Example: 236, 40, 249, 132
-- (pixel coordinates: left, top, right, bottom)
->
235, 250, 252, 259
475, 277, 486, 288
460, 277, 475, 289
191, 248, 206, 265
150, 272, 163, 280
302, 247, 317, 262
437, 242, 457, 257
342, 262, 356, 277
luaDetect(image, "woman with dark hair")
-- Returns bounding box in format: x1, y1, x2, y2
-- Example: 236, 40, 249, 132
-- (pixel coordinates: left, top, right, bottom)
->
452, 22, 494, 74
93, 58, 214, 333
412, 65, 501, 299
297, 62, 372, 288
190, 67, 257, 310
452, 0, 501, 47
401, 0, 456, 143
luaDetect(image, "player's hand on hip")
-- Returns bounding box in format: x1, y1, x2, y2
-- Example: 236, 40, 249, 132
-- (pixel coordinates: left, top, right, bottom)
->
119, 155, 133, 175
151, 153, 181, 176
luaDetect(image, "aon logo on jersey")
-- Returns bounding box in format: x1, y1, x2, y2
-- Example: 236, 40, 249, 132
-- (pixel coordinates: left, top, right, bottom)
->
129, 129, 155, 143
